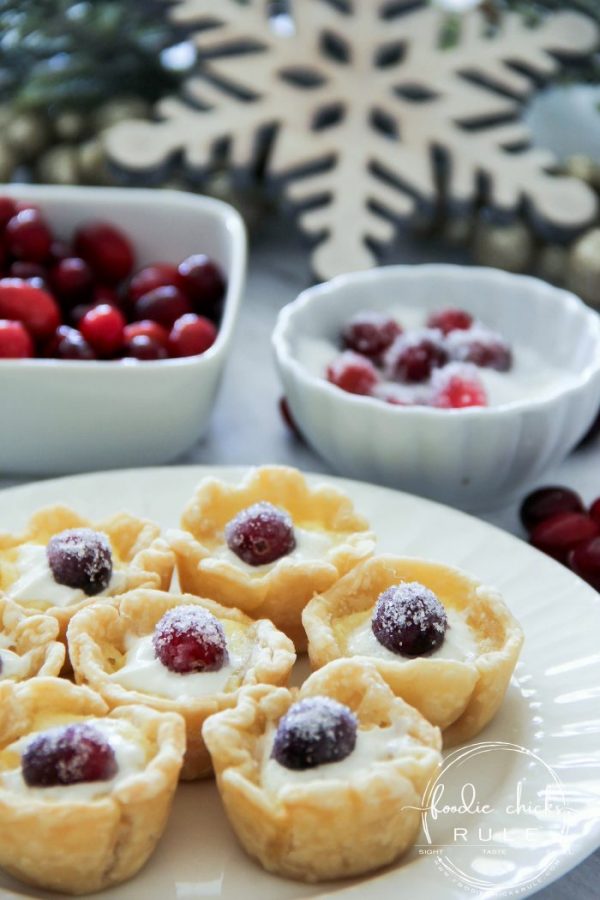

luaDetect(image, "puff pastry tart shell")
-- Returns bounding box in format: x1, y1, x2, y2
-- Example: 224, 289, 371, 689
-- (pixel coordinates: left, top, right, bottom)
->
169, 466, 375, 650
0, 595, 65, 681
203, 657, 441, 882
303, 555, 524, 746
0, 504, 174, 640
0, 676, 184, 895
67, 588, 296, 780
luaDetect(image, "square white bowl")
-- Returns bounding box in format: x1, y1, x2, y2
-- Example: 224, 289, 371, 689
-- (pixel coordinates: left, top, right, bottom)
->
0, 185, 246, 475
273, 265, 600, 511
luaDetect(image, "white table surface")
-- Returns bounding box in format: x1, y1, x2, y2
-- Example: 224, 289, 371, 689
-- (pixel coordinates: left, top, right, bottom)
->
1, 208, 599, 899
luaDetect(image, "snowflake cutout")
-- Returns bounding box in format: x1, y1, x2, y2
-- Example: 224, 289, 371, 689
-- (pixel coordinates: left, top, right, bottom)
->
107, 0, 598, 280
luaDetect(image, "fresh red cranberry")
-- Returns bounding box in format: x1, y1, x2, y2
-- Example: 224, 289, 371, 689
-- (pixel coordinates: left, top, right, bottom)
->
153, 605, 229, 673
431, 364, 487, 408
569, 537, 600, 591
50, 257, 94, 304
80, 303, 126, 356
447, 327, 512, 371
590, 498, 600, 527
225, 501, 296, 566
0, 278, 60, 341
530, 512, 599, 563
22, 723, 117, 787
0, 197, 17, 229
124, 334, 168, 361
168, 313, 217, 357
372, 582, 447, 656
177, 254, 225, 309
341, 311, 402, 360
271, 697, 357, 770
123, 319, 169, 348
74, 221, 134, 284
128, 263, 179, 303
47, 528, 112, 595
0, 319, 34, 358
520, 486, 585, 533
46, 325, 96, 360
9, 261, 46, 283
134, 285, 192, 329
326, 350, 379, 395
385, 332, 448, 383
426, 307, 473, 335
92, 284, 120, 307
49, 239, 71, 263
5, 209, 52, 262
279, 396, 303, 440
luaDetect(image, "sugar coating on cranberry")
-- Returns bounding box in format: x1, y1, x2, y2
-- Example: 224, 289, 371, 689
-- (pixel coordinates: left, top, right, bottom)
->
446, 325, 512, 371
384, 329, 448, 383
225, 502, 296, 566
271, 696, 357, 770
372, 582, 447, 656
426, 308, 473, 335
153, 605, 229, 673
327, 350, 379, 395
342, 311, 402, 360
21, 723, 117, 787
46, 528, 112, 596
431, 363, 487, 409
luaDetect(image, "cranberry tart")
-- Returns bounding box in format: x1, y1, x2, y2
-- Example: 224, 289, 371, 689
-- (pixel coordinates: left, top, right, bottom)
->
67, 589, 296, 779
303, 556, 524, 745
0, 596, 65, 682
168, 466, 375, 650
0, 504, 174, 640
202, 658, 441, 882
0, 677, 184, 895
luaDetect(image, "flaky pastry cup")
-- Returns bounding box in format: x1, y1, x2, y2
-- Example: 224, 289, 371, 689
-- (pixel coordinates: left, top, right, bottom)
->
169, 465, 375, 650
0, 504, 174, 641
67, 588, 296, 780
0, 676, 184, 895
303, 555, 524, 746
0, 595, 65, 680
203, 657, 441, 882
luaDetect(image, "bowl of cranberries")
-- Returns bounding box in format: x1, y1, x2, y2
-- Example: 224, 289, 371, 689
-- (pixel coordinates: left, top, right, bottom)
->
0, 185, 245, 474
273, 264, 600, 510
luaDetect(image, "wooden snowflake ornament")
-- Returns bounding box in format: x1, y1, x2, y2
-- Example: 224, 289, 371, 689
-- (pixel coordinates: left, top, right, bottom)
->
106, 1, 598, 280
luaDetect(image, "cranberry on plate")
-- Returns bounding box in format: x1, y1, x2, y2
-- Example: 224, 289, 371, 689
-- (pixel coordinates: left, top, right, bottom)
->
153, 605, 229, 673
225, 502, 296, 566
47, 527, 113, 595
22, 723, 117, 787
520, 486, 585, 533
372, 582, 447, 656
271, 696, 357, 770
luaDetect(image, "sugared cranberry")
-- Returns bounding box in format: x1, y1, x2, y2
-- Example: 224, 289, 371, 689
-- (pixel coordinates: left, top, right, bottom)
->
22, 723, 117, 787
46, 325, 95, 360
74, 221, 134, 284
5, 209, 51, 262
427, 307, 473, 335
372, 582, 448, 656
590, 498, 600, 527
134, 285, 192, 329
0, 278, 60, 341
0, 319, 34, 358
177, 254, 225, 311
271, 696, 357, 770
529, 512, 599, 563
153, 605, 228, 673
124, 319, 169, 348
447, 327, 512, 371
569, 537, 600, 591
520, 486, 585, 533
124, 334, 168, 361
342, 311, 402, 360
327, 350, 379, 395
9, 261, 46, 283
50, 257, 94, 304
128, 263, 179, 303
80, 303, 126, 356
385, 331, 448, 383
431, 364, 487, 409
279, 396, 303, 440
0, 196, 17, 229
47, 528, 112, 595
225, 502, 296, 566
168, 313, 217, 357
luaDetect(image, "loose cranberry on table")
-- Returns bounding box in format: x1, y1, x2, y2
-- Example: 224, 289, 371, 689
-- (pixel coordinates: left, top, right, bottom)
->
79, 303, 126, 357
529, 512, 599, 564
74, 221, 134, 284
0, 278, 60, 341
569, 537, 600, 591
342, 311, 402, 360
168, 313, 217, 358
426, 307, 473, 335
327, 350, 379, 395
520, 486, 585, 533
5, 208, 52, 262
0, 320, 34, 358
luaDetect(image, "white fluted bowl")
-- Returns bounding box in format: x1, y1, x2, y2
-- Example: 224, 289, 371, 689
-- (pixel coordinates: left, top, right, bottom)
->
273, 265, 600, 511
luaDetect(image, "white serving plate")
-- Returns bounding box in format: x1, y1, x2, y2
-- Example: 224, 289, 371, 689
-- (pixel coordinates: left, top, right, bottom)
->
1, 465, 599, 899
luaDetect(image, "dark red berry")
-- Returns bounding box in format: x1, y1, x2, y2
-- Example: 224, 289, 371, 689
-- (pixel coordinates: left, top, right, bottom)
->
0, 278, 60, 341
134, 285, 192, 329
92, 284, 120, 307
0, 319, 34, 358
50, 257, 94, 304
530, 512, 599, 563
22, 723, 117, 787
153, 605, 229, 673
271, 697, 357, 770
569, 537, 600, 591
9, 261, 46, 283
74, 221, 134, 284
590, 498, 600, 527
123, 319, 169, 348
342, 311, 402, 360
177, 254, 225, 310
168, 313, 217, 357
372, 582, 447, 656
431, 364, 487, 408
386, 332, 448, 383
46, 325, 95, 361
46, 528, 112, 595
0, 197, 17, 229
327, 350, 379, 395
447, 327, 512, 371
49, 239, 71, 264
124, 334, 168, 361
80, 303, 125, 356
128, 263, 179, 303
279, 396, 303, 440
225, 501, 296, 566
427, 307, 473, 335
520, 486, 585, 533
5, 209, 52, 262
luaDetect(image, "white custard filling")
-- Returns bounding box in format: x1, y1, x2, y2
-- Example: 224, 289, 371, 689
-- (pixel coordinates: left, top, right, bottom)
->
261, 720, 415, 795
348, 607, 478, 662
0, 649, 29, 681
0, 718, 146, 802
207, 526, 334, 574
110, 632, 243, 699
7, 543, 127, 609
